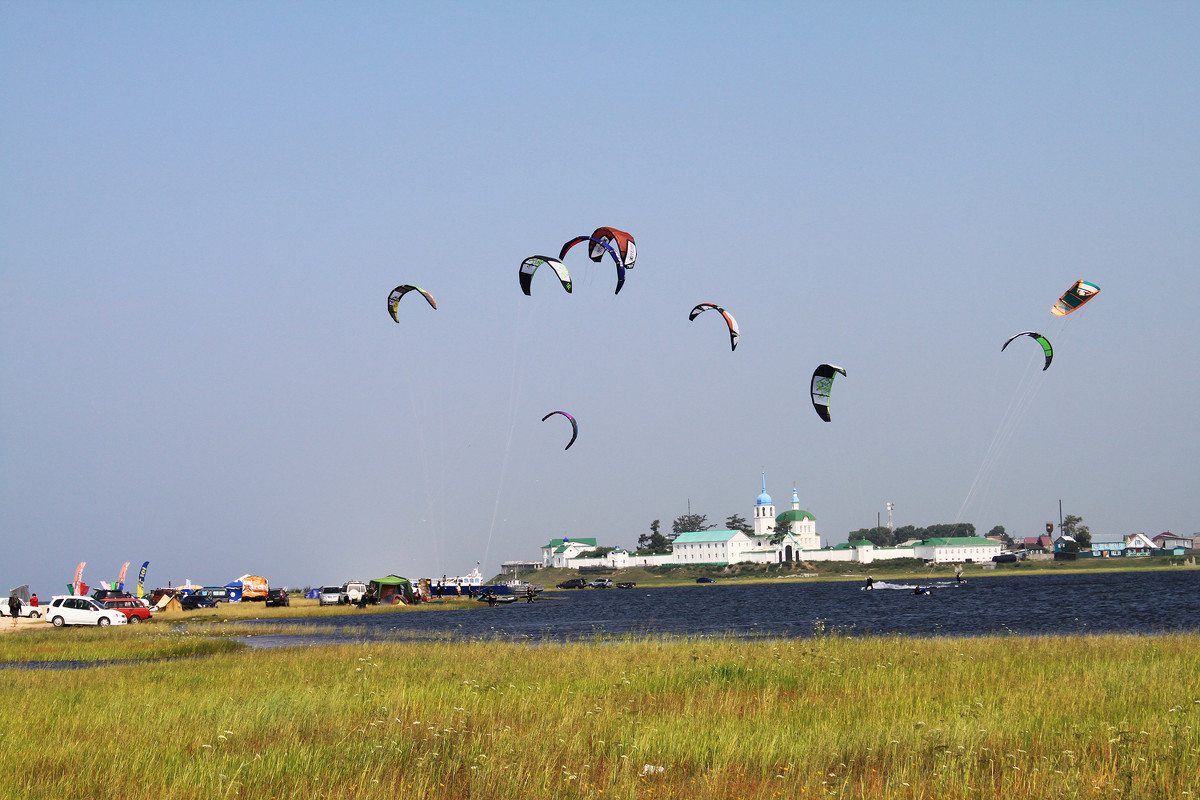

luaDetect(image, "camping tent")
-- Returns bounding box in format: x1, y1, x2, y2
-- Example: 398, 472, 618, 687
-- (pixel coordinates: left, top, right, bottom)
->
155, 595, 183, 614
368, 575, 415, 605
304, 588, 320, 599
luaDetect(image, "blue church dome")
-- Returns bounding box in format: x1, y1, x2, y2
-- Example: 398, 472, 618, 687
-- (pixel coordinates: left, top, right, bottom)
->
755, 472, 772, 506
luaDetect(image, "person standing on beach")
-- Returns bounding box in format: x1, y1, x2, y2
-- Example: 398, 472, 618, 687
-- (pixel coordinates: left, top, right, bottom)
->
7, 593, 20, 625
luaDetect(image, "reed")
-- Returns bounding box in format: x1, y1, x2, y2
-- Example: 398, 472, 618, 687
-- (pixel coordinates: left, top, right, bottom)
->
3, 633, 1196, 799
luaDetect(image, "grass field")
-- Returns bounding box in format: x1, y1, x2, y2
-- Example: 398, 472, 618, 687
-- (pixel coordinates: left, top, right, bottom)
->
2, 628, 1196, 799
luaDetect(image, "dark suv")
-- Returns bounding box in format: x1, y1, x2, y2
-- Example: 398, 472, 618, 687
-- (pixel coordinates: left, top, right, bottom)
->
180, 595, 217, 611
555, 578, 587, 589
264, 588, 290, 607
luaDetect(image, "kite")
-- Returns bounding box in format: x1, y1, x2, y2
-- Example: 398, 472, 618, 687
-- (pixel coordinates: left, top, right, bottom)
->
541, 411, 578, 450
519, 256, 572, 295
810, 364, 847, 423
559, 235, 626, 294
1002, 331, 1054, 371
589, 227, 636, 270
388, 285, 437, 321
1051, 280, 1100, 317
688, 303, 740, 351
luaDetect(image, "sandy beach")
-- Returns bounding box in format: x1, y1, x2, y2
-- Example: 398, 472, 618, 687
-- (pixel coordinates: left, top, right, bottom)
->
0, 616, 45, 633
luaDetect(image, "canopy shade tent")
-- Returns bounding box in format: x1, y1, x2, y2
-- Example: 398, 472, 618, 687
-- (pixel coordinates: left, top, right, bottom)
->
368, 575, 415, 604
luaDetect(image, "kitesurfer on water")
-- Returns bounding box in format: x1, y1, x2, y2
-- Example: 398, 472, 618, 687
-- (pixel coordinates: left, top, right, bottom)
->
914, 585, 928, 595
865, 575, 874, 590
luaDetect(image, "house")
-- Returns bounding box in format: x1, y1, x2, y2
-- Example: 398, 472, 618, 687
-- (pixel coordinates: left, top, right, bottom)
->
1151, 532, 1193, 551
1123, 533, 1156, 557
541, 538, 599, 569
1022, 535, 1053, 553
1091, 540, 1126, 558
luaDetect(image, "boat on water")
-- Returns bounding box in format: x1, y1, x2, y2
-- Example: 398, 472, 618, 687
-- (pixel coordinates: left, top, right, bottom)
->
476, 594, 518, 605
427, 568, 528, 598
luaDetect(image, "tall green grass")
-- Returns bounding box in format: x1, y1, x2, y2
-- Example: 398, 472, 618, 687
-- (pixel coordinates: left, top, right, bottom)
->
0, 626, 244, 662
2, 633, 1196, 799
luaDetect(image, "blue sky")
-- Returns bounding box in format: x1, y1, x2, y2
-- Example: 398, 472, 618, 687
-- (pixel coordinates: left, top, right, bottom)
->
3, 3, 1197, 595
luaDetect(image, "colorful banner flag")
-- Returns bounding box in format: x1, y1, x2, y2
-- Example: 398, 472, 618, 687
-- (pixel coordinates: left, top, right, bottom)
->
116, 562, 130, 592
73, 562, 86, 595
137, 561, 149, 598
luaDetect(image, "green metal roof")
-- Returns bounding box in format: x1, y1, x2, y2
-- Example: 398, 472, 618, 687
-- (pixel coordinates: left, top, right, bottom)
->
776, 509, 816, 522
546, 538, 597, 548
673, 529, 741, 544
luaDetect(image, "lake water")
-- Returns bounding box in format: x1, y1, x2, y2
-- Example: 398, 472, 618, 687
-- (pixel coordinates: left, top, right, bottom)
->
255, 569, 1200, 643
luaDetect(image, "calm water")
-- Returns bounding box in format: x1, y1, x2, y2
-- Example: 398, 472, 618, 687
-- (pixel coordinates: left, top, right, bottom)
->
253, 570, 1200, 643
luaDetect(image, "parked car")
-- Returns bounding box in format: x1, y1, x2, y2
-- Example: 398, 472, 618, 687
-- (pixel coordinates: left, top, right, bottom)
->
555, 578, 587, 589
101, 598, 152, 623
589, 579, 614, 589
340, 581, 367, 605
180, 595, 217, 611
264, 588, 290, 607
0, 600, 42, 619
616, 582, 637, 589
695, 577, 715, 583
44, 596, 128, 627
318, 586, 343, 606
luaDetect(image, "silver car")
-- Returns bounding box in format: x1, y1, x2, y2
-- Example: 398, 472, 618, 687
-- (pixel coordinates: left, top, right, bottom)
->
318, 586, 343, 606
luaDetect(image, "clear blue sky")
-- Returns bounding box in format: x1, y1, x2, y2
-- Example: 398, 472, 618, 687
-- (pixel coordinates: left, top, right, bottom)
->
3, 3, 1197, 595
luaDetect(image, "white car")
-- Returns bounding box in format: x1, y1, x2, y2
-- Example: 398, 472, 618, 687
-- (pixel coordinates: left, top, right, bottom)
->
44, 596, 129, 627
0, 601, 42, 619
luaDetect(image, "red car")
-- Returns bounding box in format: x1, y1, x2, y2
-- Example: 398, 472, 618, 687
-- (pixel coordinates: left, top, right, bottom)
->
101, 598, 152, 623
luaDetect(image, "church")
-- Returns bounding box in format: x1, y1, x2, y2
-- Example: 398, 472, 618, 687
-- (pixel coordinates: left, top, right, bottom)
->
529, 471, 1001, 571
539, 474, 825, 569
670, 474, 821, 565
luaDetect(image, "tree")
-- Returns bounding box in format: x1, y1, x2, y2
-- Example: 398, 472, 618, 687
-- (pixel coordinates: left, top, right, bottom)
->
725, 514, 753, 535
925, 523, 977, 539
637, 519, 671, 554
1060, 514, 1092, 550
850, 526, 894, 547
986, 525, 1013, 546
770, 515, 792, 546
671, 513, 713, 540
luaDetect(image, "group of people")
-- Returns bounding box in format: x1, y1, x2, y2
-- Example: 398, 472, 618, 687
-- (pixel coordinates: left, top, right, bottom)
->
7, 592, 38, 625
